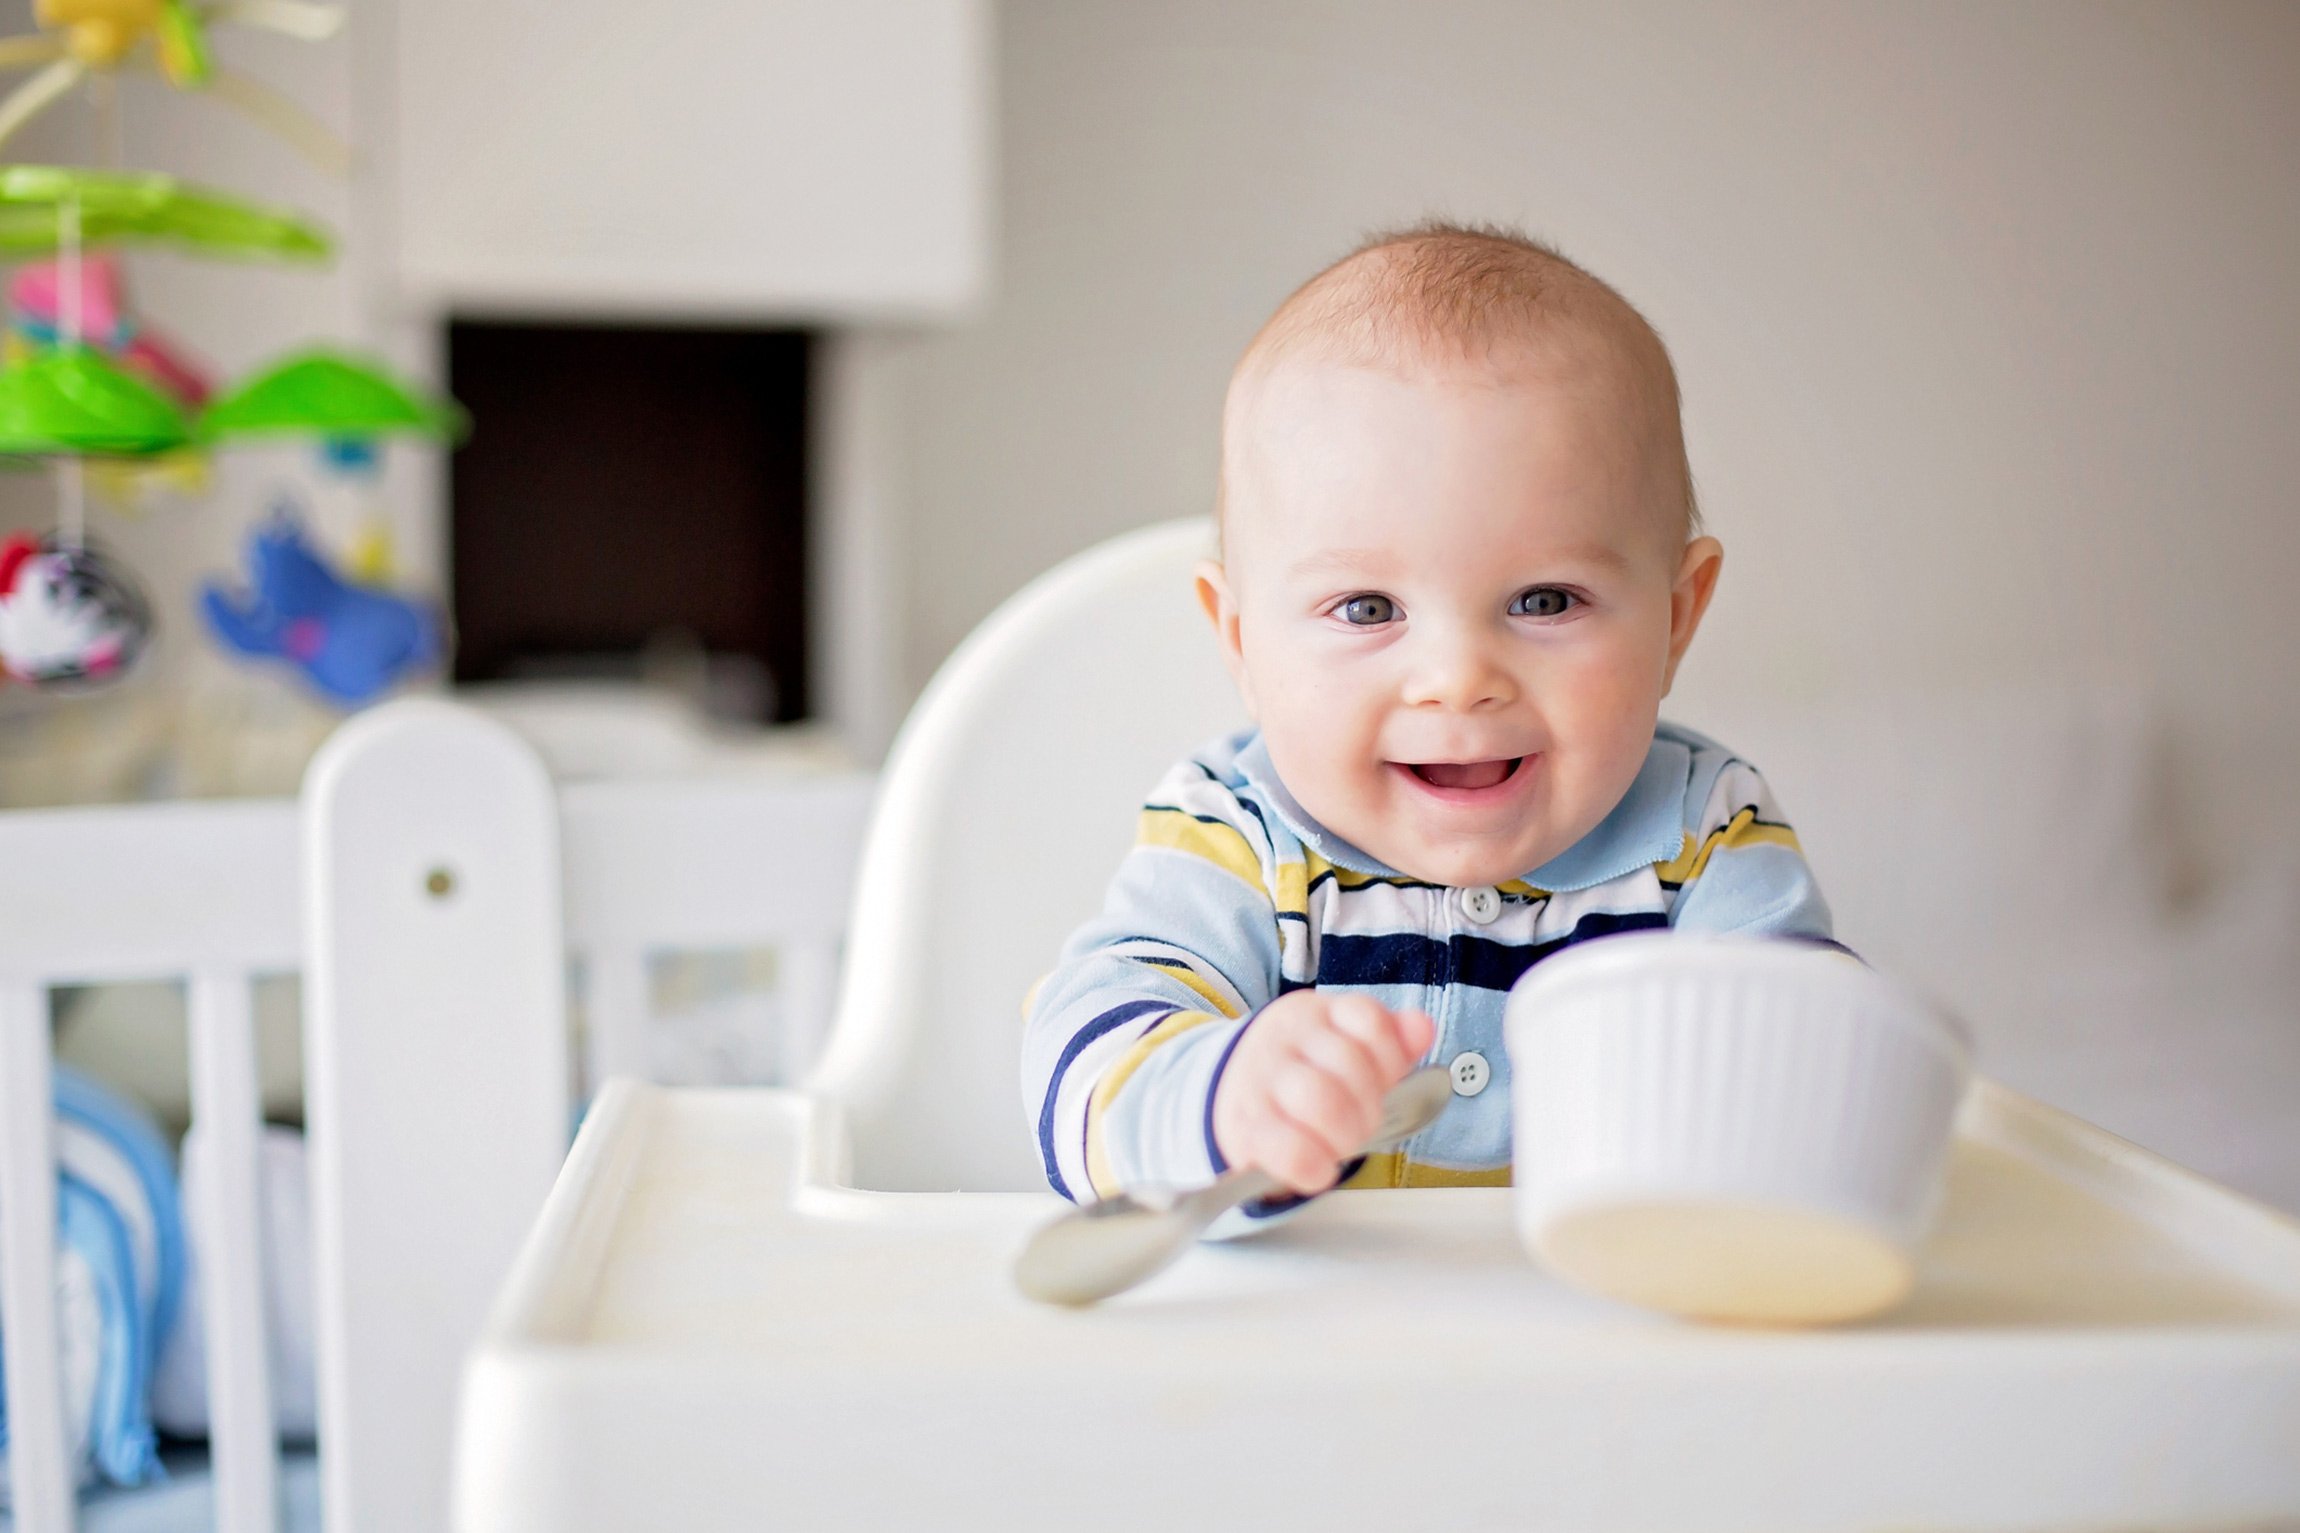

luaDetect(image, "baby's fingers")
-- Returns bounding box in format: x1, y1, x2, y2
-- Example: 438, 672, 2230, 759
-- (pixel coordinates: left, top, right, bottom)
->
1270, 1057, 1380, 1158
1390, 1007, 1437, 1058
1292, 1022, 1392, 1110
1247, 1107, 1351, 1195
1326, 994, 1434, 1080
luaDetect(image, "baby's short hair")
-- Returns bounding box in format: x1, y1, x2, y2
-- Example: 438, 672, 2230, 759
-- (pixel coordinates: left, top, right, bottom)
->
1227, 220, 1700, 536
1252, 220, 1605, 370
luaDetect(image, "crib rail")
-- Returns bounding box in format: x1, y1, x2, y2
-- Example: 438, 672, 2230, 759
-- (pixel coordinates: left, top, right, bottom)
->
0, 799, 298, 1533
562, 775, 871, 1087
0, 702, 873, 1532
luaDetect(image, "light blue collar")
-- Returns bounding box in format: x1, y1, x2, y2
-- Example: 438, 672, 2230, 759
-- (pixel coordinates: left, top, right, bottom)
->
1234, 730, 1689, 892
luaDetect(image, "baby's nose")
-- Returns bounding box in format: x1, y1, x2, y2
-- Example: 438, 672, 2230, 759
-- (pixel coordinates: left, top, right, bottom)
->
1402, 628, 1515, 711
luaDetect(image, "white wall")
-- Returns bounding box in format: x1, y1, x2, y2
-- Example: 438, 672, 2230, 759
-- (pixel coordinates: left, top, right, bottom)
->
892, 0, 2300, 879
387, 0, 988, 321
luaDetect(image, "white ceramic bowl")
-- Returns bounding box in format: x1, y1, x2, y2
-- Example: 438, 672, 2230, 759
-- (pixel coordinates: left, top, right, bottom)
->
1505, 934, 1972, 1325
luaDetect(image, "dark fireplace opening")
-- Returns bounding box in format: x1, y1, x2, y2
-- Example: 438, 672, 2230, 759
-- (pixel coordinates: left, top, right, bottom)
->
446, 321, 811, 723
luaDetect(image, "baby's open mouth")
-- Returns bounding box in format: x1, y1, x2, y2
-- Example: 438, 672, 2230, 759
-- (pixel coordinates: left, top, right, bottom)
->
1404, 758, 1523, 791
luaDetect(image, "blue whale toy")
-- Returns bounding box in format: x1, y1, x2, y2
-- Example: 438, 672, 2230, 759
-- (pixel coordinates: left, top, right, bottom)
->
202, 514, 439, 707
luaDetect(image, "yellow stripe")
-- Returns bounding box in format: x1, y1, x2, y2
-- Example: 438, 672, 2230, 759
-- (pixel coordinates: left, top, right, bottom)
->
1497, 877, 1548, 899
1343, 1153, 1513, 1189
1303, 850, 1425, 891
1398, 1162, 1513, 1189
1082, 1009, 1220, 1197
1129, 958, 1244, 1019
1652, 807, 1803, 886
1342, 1153, 1402, 1189
1273, 856, 1310, 920
1139, 808, 1263, 890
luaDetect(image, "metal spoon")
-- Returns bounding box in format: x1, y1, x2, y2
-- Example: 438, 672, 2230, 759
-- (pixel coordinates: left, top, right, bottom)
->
1015, 1064, 1455, 1307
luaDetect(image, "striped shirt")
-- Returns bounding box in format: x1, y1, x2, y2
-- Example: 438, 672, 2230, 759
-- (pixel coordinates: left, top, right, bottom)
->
1021, 722, 1833, 1219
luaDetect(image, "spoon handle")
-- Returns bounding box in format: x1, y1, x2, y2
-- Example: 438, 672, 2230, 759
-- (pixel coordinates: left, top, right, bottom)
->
1174, 1167, 1284, 1227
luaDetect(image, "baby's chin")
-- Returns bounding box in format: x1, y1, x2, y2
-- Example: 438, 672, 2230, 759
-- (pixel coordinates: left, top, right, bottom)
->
1348, 824, 1562, 889
1384, 847, 1544, 889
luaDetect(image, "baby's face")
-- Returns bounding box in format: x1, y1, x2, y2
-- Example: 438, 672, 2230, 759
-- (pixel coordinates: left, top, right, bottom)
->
1204, 351, 1720, 888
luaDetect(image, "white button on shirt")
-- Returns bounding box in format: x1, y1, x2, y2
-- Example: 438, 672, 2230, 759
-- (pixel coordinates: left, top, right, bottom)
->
1461, 885, 1503, 924
1450, 1051, 1491, 1097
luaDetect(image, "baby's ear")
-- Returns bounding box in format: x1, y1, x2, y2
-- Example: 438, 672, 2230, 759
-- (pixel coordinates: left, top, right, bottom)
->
1193, 559, 1256, 718
1661, 536, 1724, 695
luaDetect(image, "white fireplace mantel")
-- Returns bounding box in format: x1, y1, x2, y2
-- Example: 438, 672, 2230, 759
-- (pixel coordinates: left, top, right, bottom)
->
380, 0, 991, 322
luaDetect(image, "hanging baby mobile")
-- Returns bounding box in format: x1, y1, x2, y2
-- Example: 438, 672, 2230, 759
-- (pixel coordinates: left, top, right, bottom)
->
0, 1, 350, 170
0, 1, 469, 706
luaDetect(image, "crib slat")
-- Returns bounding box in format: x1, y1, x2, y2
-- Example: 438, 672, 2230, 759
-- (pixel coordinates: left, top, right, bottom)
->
584, 946, 653, 1090
0, 979, 75, 1533
188, 970, 281, 1533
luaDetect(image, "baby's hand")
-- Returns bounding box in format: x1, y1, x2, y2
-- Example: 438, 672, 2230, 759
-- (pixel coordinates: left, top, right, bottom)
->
1211, 993, 1437, 1195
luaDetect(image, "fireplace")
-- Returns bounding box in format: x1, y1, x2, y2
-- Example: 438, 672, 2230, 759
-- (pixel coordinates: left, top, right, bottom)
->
445, 321, 813, 724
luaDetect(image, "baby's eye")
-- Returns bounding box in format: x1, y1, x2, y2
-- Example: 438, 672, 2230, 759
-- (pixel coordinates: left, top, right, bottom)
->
1510, 587, 1577, 619
1337, 594, 1397, 626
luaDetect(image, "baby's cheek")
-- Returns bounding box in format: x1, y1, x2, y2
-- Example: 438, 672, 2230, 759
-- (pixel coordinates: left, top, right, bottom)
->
1546, 650, 1664, 770
1558, 619, 1670, 713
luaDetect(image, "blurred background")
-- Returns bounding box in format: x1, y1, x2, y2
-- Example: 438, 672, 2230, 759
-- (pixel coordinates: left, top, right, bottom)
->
0, 1, 2294, 1203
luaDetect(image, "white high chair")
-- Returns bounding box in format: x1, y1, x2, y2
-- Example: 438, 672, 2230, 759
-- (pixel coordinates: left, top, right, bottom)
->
808, 517, 1245, 1195
454, 520, 2300, 1533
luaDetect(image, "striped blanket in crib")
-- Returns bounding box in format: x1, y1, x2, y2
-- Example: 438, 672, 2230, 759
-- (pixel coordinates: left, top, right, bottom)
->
0, 1068, 184, 1505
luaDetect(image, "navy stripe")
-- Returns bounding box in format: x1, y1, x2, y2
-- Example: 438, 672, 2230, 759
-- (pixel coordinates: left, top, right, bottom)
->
1109, 933, 1220, 951
1037, 998, 1177, 1202
1307, 866, 1445, 895
1230, 794, 1271, 836
1317, 932, 1448, 988
1111, 938, 1250, 982
1454, 934, 1548, 991
1143, 803, 1250, 825
1201, 1011, 1258, 1176
1316, 910, 1671, 992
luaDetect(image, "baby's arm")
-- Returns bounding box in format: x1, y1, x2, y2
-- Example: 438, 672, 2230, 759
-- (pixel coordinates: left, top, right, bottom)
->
1022, 767, 1427, 1209
1021, 785, 1284, 1205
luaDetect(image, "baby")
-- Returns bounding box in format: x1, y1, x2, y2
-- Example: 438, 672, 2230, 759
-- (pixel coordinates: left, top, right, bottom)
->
1022, 223, 1832, 1220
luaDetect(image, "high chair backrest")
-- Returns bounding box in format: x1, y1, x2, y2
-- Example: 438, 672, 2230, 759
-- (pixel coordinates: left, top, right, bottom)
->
811, 519, 1244, 1192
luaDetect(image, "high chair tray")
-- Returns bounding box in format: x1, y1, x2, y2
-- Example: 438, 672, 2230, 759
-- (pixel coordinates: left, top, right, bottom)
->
455, 1079, 2300, 1533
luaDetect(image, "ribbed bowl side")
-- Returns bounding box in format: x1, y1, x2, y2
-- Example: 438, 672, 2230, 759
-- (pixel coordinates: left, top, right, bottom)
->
1507, 941, 1969, 1250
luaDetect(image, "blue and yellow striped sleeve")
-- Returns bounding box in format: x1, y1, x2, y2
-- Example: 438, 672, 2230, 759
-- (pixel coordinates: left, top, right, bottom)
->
1657, 729, 1834, 941
1020, 761, 1282, 1205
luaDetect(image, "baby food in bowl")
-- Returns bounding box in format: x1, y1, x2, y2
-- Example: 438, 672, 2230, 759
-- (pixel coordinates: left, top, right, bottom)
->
1505, 934, 1972, 1326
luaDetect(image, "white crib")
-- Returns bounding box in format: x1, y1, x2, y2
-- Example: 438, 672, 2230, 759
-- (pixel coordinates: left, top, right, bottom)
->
0, 700, 875, 1533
